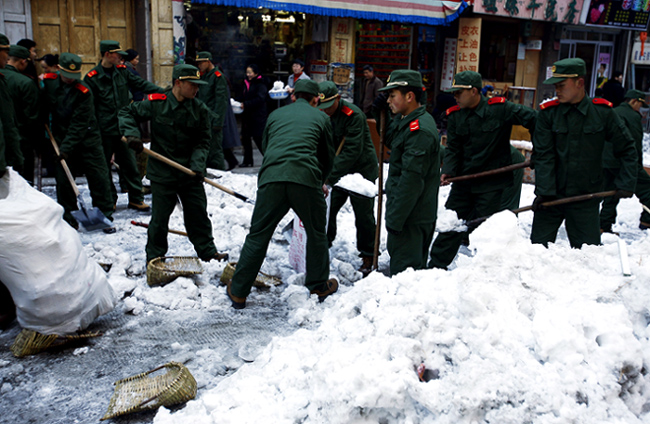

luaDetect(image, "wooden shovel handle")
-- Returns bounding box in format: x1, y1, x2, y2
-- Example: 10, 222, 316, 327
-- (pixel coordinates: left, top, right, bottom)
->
446, 160, 531, 183
45, 124, 80, 197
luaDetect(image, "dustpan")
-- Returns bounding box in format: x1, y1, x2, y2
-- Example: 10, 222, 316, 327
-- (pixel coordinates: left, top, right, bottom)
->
10, 328, 102, 358
146, 256, 203, 286
220, 261, 282, 289
101, 361, 197, 421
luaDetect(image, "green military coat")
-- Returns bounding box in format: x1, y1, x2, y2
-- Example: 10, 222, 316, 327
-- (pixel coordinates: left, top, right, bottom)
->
0, 73, 22, 169
534, 95, 637, 197
328, 99, 378, 184
84, 63, 161, 136
603, 102, 644, 170
443, 96, 536, 193
118, 91, 211, 184
41, 73, 103, 153
258, 98, 334, 189
1, 65, 40, 145
385, 105, 440, 232
198, 67, 228, 129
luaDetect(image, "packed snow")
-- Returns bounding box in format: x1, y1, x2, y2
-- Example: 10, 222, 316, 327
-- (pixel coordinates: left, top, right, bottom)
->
335, 172, 378, 198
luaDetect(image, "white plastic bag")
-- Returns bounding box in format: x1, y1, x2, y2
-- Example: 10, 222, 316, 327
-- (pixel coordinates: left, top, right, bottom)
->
0, 169, 116, 335
288, 193, 331, 273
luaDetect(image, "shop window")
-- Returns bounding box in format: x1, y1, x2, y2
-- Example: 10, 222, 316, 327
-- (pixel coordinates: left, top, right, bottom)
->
478, 20, 519, 83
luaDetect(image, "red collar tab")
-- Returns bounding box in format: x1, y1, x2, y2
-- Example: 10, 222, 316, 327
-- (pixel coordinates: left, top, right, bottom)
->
117, 64, 127, 69
410, 119, 420, 131
87, 69, 98, 78
147, 93, 167, 101
215, 70, 222, 77
593, 98, 613, 107
75, 83, 89, 94
446, 105, 460, 116
43, 73, 59, 80
488, 96, 506, 105
341, 105, 354, 116
539, 98, 560, 110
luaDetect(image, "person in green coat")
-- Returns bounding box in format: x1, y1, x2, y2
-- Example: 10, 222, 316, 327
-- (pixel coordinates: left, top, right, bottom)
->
84, 40, 162, 211
531, 58, 637, 248
429, 71, 536, 270
318, 81, 378, 276
119, 64, 229, 264
599, 89, 650, 232
379, 70, 440, 276
41, 53, 114, 228
1, 45, 39, 184
227, 79, 337, 309
195, 51, 226, 171
0, 34, 23, 174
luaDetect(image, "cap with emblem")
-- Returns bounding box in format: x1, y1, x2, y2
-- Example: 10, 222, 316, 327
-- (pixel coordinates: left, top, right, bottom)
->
379, 69, 423, 92
445, 71, 483, 92
0, 33, 9, 50
58, 52, 83, 80
624, 89, 649, 107
195, 51, 213, 61
294, 79, 320, 97
543, 58, 586, 85
100, 40, 128, 56
172, 64, 207, 85
318, 81, 340, 109
8, 45, 30, 59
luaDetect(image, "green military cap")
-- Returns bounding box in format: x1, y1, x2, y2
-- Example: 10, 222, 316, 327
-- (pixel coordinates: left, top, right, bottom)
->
100, 40, 128, 56
0, 33, 9, 49
624, 89, 649, 107
195, 51, 212, 61
446, 71, 483, 92
58, 52, 83, 80
294, 79, 320, 96
318, 81, 339, 109
172, 64, 207, 85
8, 45, 30, 59
543, 58, 586, 85
379, 69, 423, 91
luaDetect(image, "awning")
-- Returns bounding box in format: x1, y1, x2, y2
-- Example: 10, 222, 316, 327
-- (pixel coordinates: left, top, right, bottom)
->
193, 0, 468, 26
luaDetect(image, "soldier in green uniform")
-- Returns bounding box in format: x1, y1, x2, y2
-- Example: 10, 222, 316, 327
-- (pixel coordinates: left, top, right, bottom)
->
599, 89, 650, 232
118, 64, 228, 263
1, 45, 39, 183
318, 81, 378, 275
531, 58, 637, 248
429, 71, 536, 270
379, 70, 440, 276
41, 53, 114, 228
227, 79, 337, 309
501, 145, 526, 211
0, 34, 23, 174
195, 52, 226, 170
84, 40, 161, 211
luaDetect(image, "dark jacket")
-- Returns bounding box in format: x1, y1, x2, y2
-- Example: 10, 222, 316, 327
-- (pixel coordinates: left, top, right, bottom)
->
239, 75, 268, 138
602, 79, 625, 107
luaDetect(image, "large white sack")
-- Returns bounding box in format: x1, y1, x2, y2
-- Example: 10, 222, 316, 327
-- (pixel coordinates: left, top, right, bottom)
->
0, 169, 116, 335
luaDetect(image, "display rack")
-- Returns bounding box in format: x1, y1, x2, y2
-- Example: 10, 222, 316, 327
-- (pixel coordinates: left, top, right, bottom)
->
356, 23, 412, 80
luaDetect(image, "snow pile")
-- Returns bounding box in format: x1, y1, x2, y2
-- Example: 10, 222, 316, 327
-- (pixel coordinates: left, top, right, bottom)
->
510, 139, 533, 151
270, 81, 286, 92
153, 210, 650, 423
335, 173, 377, 198
643, 132, 650, 167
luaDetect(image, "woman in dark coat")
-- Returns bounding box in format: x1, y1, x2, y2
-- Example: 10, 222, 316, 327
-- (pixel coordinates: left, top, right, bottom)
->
239, 64, 268, 166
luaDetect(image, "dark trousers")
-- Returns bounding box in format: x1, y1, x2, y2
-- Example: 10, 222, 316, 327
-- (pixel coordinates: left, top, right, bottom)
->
327, 187, 376, 257
531, 199, 600, 248
146, 180, 217, 262
231, 182, 329, 298
600, 167, 650, 230
206, 125, 225, 170
387, 223, 435, 276
19, 139, 35, 184
101, 135, 144, 204
428, 186, 504, 269
240, 124, 263, 165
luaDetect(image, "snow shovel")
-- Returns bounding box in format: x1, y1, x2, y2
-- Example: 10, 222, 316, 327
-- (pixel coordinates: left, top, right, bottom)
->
444, 160, 531, 184
372, 110, 387, 271
46, 124, 115, 232
122, 137, 254, 205
131, 220, 188, 237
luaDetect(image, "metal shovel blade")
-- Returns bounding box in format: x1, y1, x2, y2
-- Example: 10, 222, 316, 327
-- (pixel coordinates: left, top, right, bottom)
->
71, 196, 114, 232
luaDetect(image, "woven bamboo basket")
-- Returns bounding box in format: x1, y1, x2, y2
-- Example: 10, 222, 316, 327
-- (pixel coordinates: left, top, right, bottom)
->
101, 362, 197, 421
11, 329, 102, 358
146, 256, 203, 286
220, 261, 282, 289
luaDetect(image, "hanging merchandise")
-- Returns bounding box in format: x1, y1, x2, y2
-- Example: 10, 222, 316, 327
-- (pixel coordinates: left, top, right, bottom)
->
329, 63, 355, 102
356, 24, 411, 80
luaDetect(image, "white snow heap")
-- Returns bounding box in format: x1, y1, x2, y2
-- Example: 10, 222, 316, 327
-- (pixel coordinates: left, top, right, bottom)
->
270, 81, 286, 92
334, 173, 377, 197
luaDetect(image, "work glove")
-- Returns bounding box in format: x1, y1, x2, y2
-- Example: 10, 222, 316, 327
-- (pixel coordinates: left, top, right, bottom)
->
126, 136, 144, 153
386, 226, 402, 236
192, 171, 205, 183
532, 195, 554, 212
56, 152, 68, 162
614, 189, 634, 199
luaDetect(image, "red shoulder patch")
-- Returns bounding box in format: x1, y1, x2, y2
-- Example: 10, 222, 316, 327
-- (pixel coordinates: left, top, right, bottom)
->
147, 93, 167, 101
539, 98, 560, 110
410, 119, 420, 131
43, 73, 59, 80
341, 105, 354, 116
214, 70, 222, 77
593, 98, 613, 107
86, 69, 98, 78
488, 96, 506, 105
446, 105, 460, 116
117, 64, 127, 69
75, 83, 89, 94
